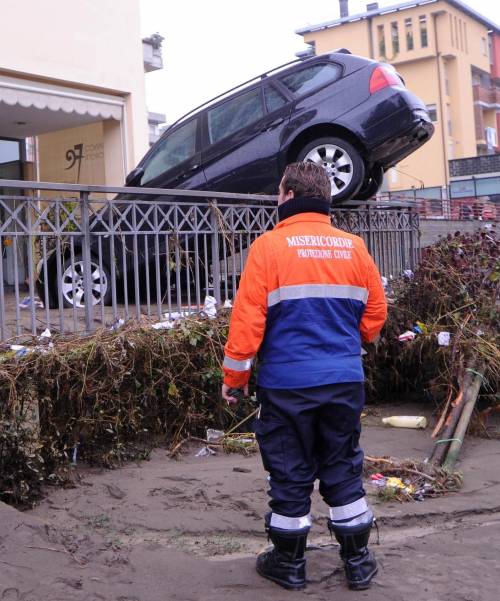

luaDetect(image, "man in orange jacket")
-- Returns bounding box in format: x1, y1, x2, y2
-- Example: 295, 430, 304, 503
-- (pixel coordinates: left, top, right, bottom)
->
221, 162, 387, 591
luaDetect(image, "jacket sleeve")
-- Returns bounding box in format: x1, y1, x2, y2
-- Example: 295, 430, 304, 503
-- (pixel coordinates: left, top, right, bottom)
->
223, 237, 269, 388
360, 246, 387, 343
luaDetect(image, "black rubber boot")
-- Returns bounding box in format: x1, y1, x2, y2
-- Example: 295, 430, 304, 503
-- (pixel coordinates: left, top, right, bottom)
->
328, 512, 378, 590
256, 516, 309, 591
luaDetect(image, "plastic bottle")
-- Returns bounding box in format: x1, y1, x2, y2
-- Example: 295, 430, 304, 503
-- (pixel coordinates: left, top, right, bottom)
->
382, 416, 427, 429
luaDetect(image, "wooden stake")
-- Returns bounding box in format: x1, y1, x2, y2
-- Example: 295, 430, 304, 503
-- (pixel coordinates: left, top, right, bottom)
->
442, 366, 485, 471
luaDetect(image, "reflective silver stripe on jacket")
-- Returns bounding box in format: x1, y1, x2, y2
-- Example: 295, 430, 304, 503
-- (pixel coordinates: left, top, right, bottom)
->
270, 512, 312, 530
223, 356, 253, 371
267, 284, 369, 307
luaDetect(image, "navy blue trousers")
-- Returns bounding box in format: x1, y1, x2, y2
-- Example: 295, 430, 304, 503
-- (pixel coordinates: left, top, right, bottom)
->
254, 382, 365, 517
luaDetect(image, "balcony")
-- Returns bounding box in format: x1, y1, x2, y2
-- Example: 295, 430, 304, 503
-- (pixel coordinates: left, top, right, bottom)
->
143, 34, 164, 73
449, 154, 500, 178
473, 84, 500, 108
148, 111, 166, 146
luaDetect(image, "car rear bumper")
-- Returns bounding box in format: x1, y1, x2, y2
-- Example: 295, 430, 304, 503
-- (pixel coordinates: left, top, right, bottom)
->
347, 87, 433, 167
372, 112, 434, 167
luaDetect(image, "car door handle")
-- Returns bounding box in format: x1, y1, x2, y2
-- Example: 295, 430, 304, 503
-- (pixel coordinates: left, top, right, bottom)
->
261, 117, 285, 131
181, 164, 200, 178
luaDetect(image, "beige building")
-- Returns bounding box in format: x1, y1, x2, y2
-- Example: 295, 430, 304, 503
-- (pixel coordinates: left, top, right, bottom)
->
296, 0, 500, 194
0, 0, 158, 188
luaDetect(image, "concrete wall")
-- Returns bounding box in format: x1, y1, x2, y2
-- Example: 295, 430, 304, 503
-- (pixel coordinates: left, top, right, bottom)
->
420, 218, 494, 247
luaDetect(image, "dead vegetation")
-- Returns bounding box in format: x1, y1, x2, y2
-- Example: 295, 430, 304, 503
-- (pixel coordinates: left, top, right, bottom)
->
0, 230, 497, 507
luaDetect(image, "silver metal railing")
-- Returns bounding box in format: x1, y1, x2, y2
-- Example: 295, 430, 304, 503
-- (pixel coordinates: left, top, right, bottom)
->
0, 180, 420, 342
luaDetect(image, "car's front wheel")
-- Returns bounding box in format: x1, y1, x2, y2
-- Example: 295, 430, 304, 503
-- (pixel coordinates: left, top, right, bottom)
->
297, 137, 365, 203
61, 254, 111, 308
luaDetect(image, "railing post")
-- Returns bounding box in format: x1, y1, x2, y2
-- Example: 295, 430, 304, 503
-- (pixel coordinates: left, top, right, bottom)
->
366, 205, 374, 256
408, 205, 420, 271
210, 200, 221, 304
80, 191, 94, 333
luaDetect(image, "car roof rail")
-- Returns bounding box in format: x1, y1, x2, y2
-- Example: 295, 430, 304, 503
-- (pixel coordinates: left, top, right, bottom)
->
161, 56, 314, 135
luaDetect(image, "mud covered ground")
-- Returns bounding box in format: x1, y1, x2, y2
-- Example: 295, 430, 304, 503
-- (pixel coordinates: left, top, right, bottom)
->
1, 408, 499, 601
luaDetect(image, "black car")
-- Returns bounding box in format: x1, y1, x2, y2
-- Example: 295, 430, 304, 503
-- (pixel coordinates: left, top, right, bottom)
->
126, 49, 434, 202
39, 50, 433, 308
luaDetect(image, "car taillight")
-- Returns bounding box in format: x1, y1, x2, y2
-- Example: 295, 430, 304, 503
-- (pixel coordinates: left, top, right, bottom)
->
369, 65, 402, 94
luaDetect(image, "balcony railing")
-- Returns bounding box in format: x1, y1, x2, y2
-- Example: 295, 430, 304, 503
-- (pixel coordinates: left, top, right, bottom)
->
473, 84, 500, 107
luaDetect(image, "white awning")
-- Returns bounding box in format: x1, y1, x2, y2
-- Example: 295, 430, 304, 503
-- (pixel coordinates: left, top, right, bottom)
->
0, 75, 124, 137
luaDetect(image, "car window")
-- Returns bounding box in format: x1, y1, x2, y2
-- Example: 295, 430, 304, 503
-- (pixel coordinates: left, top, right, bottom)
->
265, 86, 288, 113
279, 63, 342, 96
141, 119, 197, 185
208, 88, 264, 144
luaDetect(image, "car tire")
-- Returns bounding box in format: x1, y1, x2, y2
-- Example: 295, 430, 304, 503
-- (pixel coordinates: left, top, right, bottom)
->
60, 254, 112, 308
297, 137, 365, 203
354, 165, 384, 201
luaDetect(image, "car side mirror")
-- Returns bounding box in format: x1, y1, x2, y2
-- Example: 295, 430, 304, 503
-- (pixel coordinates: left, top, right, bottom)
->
125, 167, 144, 186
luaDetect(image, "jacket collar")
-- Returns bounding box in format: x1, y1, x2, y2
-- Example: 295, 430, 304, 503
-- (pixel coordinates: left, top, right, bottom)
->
277, 195, 330, 222
275, 212, 331, 230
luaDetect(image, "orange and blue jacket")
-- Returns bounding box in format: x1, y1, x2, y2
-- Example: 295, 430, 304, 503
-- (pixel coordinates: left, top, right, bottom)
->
223, 212, 387, 389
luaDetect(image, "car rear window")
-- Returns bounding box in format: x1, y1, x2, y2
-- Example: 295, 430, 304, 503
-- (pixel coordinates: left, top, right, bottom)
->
208, 88, 264, 144
279, 63, 342, 96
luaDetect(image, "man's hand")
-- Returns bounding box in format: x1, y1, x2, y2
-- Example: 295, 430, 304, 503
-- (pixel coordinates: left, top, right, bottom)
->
222, 383, 249, 405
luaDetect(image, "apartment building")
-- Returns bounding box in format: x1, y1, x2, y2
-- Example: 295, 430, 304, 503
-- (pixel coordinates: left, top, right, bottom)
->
0, 0, 163, 190
296, 0, 500, 194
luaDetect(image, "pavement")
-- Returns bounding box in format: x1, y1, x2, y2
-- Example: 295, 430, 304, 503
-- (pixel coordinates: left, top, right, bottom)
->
0, 404, 499, 601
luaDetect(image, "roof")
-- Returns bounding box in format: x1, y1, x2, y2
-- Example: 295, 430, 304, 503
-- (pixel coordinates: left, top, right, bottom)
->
295, 0, 500, 36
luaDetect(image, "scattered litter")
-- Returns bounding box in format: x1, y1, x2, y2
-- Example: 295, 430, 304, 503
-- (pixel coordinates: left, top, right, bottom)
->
403, 269, 414, 279
369, 473, 386, 488
203, 295, 217, 319
437, 331, 451, 346
386, 476, 415, 495
206, 428, 224, 443
412, 483, 433, 501
18, 296, 44, 310
166, 311, 192, 320
110, 318, 125, 331
152, 320, 174, 330
382, 416, 427, 429
10, 344, 30, 358
40, 328, 51, 339
397, 330, 416, 342
195, 446, 216, 458
415, 320, 429, 334
381, 276, 388, 288
223, 299, 233, 309
365, 455, 463, 502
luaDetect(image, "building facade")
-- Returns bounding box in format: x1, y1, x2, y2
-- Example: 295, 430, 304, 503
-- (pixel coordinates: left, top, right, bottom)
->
296, 0, 500, 194
0, 0, 160, 190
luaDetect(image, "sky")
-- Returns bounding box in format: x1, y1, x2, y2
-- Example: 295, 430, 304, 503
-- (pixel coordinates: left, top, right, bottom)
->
140, 0, 500, 124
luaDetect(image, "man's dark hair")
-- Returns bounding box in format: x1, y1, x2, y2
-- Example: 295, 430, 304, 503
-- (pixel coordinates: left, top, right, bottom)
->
281, 162, 331, 201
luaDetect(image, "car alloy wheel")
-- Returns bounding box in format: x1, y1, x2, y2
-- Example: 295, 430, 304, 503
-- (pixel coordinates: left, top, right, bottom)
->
61, 259, 108, 308
297, 137, 365, 202
303, 143, 354, 196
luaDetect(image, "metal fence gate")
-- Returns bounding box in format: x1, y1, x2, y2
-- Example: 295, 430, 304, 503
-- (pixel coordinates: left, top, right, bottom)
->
0, 180, 419, 342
